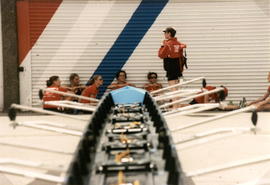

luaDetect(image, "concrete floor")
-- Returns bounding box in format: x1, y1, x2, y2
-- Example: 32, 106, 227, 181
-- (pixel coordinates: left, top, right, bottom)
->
168, 112, 270, 185
0, 111, 269, 185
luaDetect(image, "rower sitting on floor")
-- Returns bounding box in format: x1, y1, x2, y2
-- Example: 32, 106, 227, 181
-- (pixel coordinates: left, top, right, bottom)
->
190, 85, 228, 104
143, 72, 163, 92
107, 70, 135, 90
43, 76, 71, 112
247, 72, 270, 111
189, 85, 240, 110
80, 75, 103, 106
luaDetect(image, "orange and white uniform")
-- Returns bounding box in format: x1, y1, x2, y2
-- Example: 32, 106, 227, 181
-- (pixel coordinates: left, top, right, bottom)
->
158, 38, 186, 80
80, 84, 98, 103
158, 38, 186, 59
43, 86, 68, 109
194, 86, 218, 103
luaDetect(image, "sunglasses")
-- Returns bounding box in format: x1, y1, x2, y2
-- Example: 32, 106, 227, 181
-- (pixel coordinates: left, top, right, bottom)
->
149, 76, 157, 79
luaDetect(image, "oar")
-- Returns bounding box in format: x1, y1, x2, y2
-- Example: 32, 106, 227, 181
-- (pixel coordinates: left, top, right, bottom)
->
44, 100, 96, 112
186, 154, 270, 177
171, 105, 256, 132
151, 76, 205, 94
163, 103, 217, 116
43, 88, 99, 103
159, 88, 224, 109
155, 78, 207, 101
164, 103, 220, 118
176, 128, 251, 151
154, 90, 200, 102
0, 166, 65, 183
202, 78, 207, 88
9, 104, 88, 122
174, 127, 251, 145
0, 142, 73, 155
175, 110, 259, 149
251, 111, 258, 134
0, 158, 65, 172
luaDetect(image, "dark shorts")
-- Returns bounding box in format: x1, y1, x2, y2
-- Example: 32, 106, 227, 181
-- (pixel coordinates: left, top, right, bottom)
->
163, 58, 182, 81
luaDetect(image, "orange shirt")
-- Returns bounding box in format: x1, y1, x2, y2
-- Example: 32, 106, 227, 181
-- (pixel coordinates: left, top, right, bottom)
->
144, 83, 162, 92
43, 86, 67, 108
80, 84, 98, 103
194, 86, 218, 103
158, 37, 186, 59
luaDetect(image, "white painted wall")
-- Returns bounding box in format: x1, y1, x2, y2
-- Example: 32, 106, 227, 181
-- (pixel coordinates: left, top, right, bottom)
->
0, 2, 3, 111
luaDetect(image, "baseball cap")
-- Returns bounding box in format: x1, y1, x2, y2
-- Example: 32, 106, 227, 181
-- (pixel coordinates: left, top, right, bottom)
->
163, 27, 176, 37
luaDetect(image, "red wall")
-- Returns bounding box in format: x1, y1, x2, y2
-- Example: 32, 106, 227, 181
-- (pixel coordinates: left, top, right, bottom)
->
16, 0, 62, 64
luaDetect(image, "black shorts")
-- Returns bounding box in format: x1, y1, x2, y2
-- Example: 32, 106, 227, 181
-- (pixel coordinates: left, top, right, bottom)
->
163, 58, 182, 81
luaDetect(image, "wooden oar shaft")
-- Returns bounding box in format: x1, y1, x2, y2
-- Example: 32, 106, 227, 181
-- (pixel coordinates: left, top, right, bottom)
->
172, 105, 256, 132
17, 122, 82, 136
165, 104, 219, 117
175, 127, 250, 145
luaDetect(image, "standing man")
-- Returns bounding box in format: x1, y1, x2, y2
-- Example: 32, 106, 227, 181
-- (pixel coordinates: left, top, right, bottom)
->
158, 27, 187, 87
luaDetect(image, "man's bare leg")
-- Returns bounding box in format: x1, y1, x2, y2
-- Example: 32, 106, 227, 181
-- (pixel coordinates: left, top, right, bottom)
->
168, 79, 180, 109
256, 104, 270, 111
168, 79, 179, 91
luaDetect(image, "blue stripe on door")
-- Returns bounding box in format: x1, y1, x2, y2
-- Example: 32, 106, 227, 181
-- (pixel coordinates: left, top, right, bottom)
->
91, 0, 168, 97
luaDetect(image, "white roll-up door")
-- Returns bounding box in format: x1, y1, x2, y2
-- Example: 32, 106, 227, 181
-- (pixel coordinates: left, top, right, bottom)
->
128, 0, 270, 102
30, 0, 270, 105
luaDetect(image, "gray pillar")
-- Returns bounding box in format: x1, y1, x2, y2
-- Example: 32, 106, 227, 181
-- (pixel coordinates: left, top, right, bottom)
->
1, 0, 19, 111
